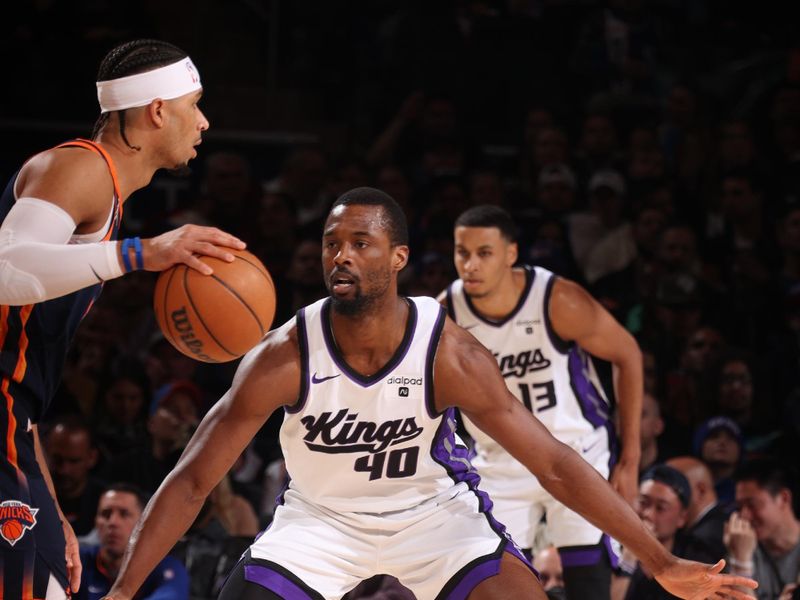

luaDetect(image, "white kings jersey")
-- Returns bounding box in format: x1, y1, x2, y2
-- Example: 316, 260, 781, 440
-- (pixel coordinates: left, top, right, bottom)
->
446, 266, 614, 457
278, 296, 487, 515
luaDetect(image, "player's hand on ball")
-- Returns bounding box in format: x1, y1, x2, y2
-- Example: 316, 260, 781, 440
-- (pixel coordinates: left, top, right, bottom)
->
143, 224, 246, 274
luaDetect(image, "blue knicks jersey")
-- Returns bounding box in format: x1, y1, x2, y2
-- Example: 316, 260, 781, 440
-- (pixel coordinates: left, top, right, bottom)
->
279, 296, 485, 514
0, 139, 123, 420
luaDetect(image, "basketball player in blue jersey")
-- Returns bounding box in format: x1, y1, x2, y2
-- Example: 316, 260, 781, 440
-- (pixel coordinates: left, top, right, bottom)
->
0, 39, 245, 599
105, 187, 755, 600
440, 204, 641, 600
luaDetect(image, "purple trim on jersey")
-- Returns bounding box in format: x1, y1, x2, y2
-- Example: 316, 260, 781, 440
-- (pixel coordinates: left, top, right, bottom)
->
445, 285, 456, 320
286, 311, 310, 414
424, 305, 447, 418
430, 409, 489, 509
542, 273, 572, 354
244, 564, 318, 600
460, 266, 535, 328
429, 409, 522, 542
603, 533, 621, 569
320, 298, 417, 387
567, 348, 609, 429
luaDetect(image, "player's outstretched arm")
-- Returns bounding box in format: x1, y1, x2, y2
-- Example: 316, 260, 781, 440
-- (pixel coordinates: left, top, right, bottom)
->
434, 320, 757, 599
104, 321, 302, 600
1, 149, 246, 305
548, 277, 643, 505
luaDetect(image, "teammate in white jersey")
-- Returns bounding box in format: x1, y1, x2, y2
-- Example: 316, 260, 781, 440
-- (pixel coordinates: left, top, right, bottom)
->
441, 204, 642, 600
105, 188, 756, 600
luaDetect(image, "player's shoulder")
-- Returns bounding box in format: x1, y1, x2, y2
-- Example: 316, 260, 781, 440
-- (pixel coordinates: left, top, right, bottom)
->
438, 316, 489, 360
17, 144, 114, 200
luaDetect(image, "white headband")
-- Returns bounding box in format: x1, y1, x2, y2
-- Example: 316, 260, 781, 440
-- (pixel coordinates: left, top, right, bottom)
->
96, 57, 202, 113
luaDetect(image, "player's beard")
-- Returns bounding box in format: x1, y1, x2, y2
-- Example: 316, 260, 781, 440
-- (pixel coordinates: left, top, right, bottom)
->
329, 267, 391, 317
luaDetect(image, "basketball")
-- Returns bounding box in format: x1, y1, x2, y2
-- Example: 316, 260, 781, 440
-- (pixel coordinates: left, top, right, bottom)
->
153, 249, 277, 363
2, 520, 23, 542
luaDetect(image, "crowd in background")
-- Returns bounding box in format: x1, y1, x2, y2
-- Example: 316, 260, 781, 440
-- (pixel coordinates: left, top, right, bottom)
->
3, 1, 800, 598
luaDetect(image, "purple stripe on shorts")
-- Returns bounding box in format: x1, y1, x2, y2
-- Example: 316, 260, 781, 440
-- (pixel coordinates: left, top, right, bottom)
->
444, 557, 502, 600
559, 547, 603, 568
244, 564, 316, 600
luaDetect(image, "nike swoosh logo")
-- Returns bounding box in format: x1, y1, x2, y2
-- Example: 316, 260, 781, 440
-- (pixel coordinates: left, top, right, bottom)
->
311, 373, 341, 384
582, 439, 601, 453
463, 324, 478, 330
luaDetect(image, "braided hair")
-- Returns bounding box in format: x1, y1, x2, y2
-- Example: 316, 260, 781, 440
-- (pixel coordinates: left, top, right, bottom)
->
92, 39, 189, 150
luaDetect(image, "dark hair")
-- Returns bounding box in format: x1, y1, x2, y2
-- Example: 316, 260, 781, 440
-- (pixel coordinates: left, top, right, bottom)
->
735, 458, 797, 498
330, 187, 409, 246
92, 39, 190, 150
43, 414, 95, 448
641, 464, 692, 508
454, 204, 518, 243
101, 482, 150, 512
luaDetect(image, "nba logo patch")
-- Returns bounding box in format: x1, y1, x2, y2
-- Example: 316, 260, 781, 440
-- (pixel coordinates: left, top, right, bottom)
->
0, 500, 38, 546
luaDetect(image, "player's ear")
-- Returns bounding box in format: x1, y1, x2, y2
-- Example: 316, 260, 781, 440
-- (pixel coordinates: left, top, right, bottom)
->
393, 245, 409, 271
146, 98, 166, 127
507, 241, 518, 267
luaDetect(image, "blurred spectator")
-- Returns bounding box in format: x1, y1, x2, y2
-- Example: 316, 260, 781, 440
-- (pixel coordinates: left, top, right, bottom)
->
570, 0, 662, 115
536, 163, 579, 219
43, 416, 105, 537
532, 545, 565, 595
265, 146, 330, 227
75, 484, 188, 600
173, 151, 260, 245
468, 168, 506, 208
275, 237, 327, 324
639, 392, 666, 474
590, 204, 666, 323
573, 112, 625, 184
253, 190, 298, 282
724, 458, 800, 599
143, 336, 201, 405
618, 464, 716, 600
175, 473, 259, 599
92, 359, 151, 463
667, 456, 731, 560
640, 271, 706, 370
103, 380, 202, 495
366, 93, 464, 188
713, 350, 780, 452
664, 325, 725, 430
694, 416, 743, 506
402, 251, 455, 298
569, 169, 635, 284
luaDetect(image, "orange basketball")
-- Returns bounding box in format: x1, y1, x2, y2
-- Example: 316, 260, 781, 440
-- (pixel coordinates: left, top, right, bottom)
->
2, 520, 23, 542
153, 249, 277, 363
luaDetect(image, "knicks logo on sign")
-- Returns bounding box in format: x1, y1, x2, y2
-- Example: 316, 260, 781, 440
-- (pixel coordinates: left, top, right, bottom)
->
0, 500, 38, 546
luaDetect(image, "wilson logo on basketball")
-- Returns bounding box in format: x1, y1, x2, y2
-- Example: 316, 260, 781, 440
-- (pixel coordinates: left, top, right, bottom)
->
0, 500, 38, 546
170, 307, 214, 362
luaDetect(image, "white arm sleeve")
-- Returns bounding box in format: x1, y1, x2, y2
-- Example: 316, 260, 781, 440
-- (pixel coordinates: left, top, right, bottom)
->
0, 197, 125, 306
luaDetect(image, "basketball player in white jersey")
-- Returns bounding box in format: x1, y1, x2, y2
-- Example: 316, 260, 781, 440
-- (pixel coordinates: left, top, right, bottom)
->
104, 188, 755, 600
441, 204, 642, 600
